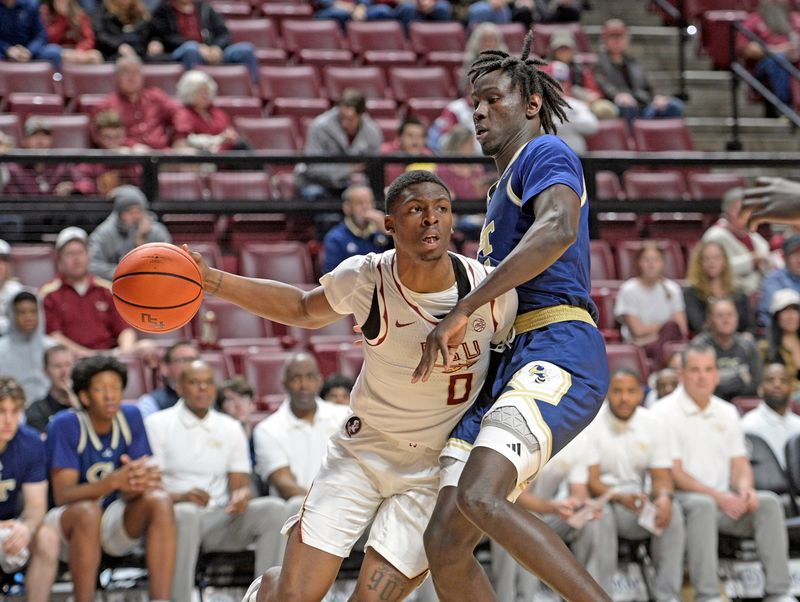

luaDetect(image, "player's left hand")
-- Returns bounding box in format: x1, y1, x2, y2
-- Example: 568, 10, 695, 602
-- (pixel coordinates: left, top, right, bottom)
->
0, 520, 31, 556
412, 306, 470, 383
226, 487, 251, 515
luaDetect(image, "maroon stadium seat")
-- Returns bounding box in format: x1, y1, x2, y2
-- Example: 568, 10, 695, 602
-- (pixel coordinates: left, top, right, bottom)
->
623, 171, 689, 201
282, 18, 347, 52
192, 296, 274, 340
632, 118, 694, 152
244, 353, 296, 399
229, 213, 291, 247
196, 65, 254, 97
272, 101, 329, 120
406, 98, 451, 125
181, 240, 223, 268
590, 287, 620, 341
686, 172, 747, 199
7, 94, 63, 121
0, 114, 21, 144
605, 343, 650, 379
596, 213, 643, 244
219, 338, 283, 375
210, 0, 251, 18
259, 65, 321, 101
212, 96, 263, 118
362, 50, 418, 71
700, 10, 750, 69
227, 19, 287, 64
648, 213, 706, 248
158, 172, 206, 201
286, 316, 356, 349
60, 63, 116, 107
493, 23, 526, 54
389, 66, 454, 101
323, 66, 391, 101
595, 171, 624, 200
732, 395, 760, 416
208, 171, 272, 201
239, 241, 314, 283
616, 239, 686, 280
531, 23, 592, 58
347, 20, 409, 54
234, 116, 299, 151
10, 245, 56, 289
0, 62, 57, 98
310, 340, 358, 377
200, 351, 234, 382
337, 346, 364, 379
40, 114, 91, 149
374, 117, 400, 143
585, 119, 634, 152
589, 240, 616, 280
409, 21, 466, 67
259, 1, 313, 26
163, 215, 220, 244
142, 64, 185, 97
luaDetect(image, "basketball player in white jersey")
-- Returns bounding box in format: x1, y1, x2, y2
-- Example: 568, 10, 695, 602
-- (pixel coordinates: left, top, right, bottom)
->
186, 170, 517, 602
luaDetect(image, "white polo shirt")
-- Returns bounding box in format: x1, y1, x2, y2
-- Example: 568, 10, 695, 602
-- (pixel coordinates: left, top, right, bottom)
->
253, 398, 349, 490
742, 402, 800, 468
144, 401, 251, 508
530, 433, 589, 500
584, 403, 672, 493
651, 385, 746, 492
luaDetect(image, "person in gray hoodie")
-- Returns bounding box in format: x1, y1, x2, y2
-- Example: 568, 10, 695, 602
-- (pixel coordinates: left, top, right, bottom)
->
294, 88, 383, 199
0, 289, 55, 404
88, 185, 172, 280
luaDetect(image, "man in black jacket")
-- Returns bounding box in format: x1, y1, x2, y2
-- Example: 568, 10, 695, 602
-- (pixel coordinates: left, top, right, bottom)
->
150, 0, 257, 82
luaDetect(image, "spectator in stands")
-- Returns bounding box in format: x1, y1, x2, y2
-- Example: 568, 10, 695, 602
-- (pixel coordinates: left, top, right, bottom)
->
172, 70, 248, 153
93, 0, 160, 60
322, 184, 389, 274
311, 0, 396, 28
652, 342, 794, 602
41, 227, 138, 358
320, 373, 354, 406
467, 0, 582, 28
87, 185, 172, 281
391, 0, 453, 30
381, 116, 432, 186
644, 367, 680, 407
253, 352, 349, 499
436, 125, 492, 200
494, 434, 606, 598
467, 0, 513, 28
545, 31, 618, 121
0, 0, 62, 67
759, 288, 800, 397
736, 0, 800, 109
295, 88, 383, 200
3, 117, 89, 197
743, 363, 800, 468
78, 110, 142, 196
585, 369, 684, 602
95, 55, 179, 151
45, 355, 175, 602
0, 240, 23, 337
594, 19, 684, 122
145, 359, 287, 602
693, 298, 762, 402
217, 376, 257, 462
614, 242, 688, 366
759, 234, 800, 326
26, 345, 77, 434
0, 377, 60, 602
150, 0, 258, 83
137, 340, 199, 418
40, 0, 101, 65
704, 187, 773, 298
0, 289, 54, 404
684, 240, 753, 334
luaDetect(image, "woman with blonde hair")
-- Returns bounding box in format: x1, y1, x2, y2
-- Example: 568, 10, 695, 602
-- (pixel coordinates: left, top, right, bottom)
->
684, 240, 752, 333
93, 0, 162, 60
614, 241, 688, 365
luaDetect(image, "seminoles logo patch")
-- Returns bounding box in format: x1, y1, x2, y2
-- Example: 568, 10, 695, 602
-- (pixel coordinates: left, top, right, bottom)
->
472, 317, 486, 332
345, 415, 362, 437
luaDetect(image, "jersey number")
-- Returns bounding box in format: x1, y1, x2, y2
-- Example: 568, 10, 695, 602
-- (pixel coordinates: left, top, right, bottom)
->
447, 373, 474, 405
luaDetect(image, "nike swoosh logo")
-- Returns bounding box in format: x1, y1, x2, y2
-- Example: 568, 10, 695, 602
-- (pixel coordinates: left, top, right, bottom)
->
395, 320, 415, 328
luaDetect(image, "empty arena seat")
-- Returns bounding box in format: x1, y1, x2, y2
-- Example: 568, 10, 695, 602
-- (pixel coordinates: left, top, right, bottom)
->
272, 100, 329, 120
347, 20, 409, 54
589, 240, 616, 280
389, 66, 454, 101
142, 64, 185, 97
239, 241, 314, 283
701, 10, 749, 70
220, 337, 283, 375
531, 23, 592, 58
163, 214, 220, 244
181, 240, 223, 268
282, 18, 347, 52
0, 62, 57, 98
208, 171, 271, 201
686, 172, 747, 199
732, 395, 761, 415
286, 315, 356, 349
227, 19, 287, 63
632, 118, 694, 152
616, 239, 686, 280
40, 114, 91, 149
493, 23, 526, 54
585, 119, 634, 152
158, 172, 206, 201
323, 66, 391, 101
259, 65, 321, 102
0, 113, 21, 143
200, 351, 234, 382
406, 98, 451, 125
623, 171, 689, 201
197, 65, 254, 97
61, 63, 116, 102
605, 343, 650, 379
10, 245, 56, 289
595, 171, 624, 200
259, 1, 313, 25
210, 0, 251, 18
212, 96, 263, 118
245, 352, 296, 399
192, 297, 274, 340
234, 116, 299, 151
596, 213, 643, 244
648, 213, 706, 247
229, 213, 290, 246
7, 94, 64, 121
409, 22, 466, 66
590, 287, 620, 341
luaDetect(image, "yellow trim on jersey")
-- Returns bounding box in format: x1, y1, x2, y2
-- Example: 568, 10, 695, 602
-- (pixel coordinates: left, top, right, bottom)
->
446, 438, 473, 452
506, 178, 522, 207
579, 177, 587, 207
514, 306, 595, 334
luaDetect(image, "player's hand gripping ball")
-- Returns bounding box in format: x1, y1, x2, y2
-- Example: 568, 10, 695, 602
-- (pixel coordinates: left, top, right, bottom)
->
112, 242, 204, 333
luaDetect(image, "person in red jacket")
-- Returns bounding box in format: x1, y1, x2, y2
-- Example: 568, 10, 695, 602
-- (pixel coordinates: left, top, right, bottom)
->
39, 0, 102, 64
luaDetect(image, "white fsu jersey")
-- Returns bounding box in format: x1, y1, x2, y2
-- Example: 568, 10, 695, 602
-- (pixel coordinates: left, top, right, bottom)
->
320, 250, 517, 451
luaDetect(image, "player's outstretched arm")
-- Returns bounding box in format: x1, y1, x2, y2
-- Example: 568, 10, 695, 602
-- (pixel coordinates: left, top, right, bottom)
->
742, 176, 800, 229
413, 184, 581, 382
184, 245, 343, 329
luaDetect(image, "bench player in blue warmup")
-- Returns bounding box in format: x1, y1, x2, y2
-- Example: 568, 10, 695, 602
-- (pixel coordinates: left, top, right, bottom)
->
413, 32, 611, 602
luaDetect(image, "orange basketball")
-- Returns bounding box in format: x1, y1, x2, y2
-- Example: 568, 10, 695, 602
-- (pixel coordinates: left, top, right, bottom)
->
112, 242, 203, 333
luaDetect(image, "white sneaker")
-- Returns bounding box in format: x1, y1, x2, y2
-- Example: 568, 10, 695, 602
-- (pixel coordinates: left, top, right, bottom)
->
242, 576, 262, 602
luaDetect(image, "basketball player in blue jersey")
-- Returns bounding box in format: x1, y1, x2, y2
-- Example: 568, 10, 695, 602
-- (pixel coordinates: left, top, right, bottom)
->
45, 356, 176, 602
0, 377, 60, 602
413, 32, 611, 601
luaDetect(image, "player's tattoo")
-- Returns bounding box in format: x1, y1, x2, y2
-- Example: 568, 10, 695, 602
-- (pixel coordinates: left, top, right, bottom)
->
365, 562, 407, 601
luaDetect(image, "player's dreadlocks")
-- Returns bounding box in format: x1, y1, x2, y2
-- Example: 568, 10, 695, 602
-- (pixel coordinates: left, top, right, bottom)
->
468, 30, 569, 135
